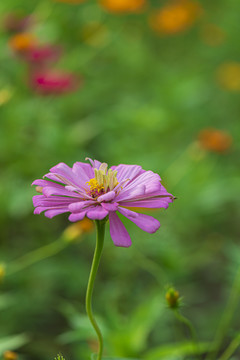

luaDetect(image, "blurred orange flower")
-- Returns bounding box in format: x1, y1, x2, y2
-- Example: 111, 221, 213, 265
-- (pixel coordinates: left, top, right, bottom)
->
216, 62, 240, 91
99, 0, 145, 14
198, 128, 232, 153
9, 32, 37, 53
79, 218, 94, 233
3, 351, 18, 360
150, 0, 202, 35
200, 24, 225, 47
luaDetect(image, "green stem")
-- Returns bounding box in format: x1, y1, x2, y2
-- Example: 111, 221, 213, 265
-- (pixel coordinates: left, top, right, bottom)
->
174, 310, 198, 344
218, 334, 240, 360
86, 220, 106, 360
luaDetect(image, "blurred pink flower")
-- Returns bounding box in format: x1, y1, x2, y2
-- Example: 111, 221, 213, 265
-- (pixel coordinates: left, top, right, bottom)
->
24, 44, 62, 65
32, 158, 174, 247
30, 69, 80, 95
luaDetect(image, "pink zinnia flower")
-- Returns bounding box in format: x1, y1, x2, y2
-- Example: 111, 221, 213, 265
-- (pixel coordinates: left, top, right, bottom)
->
30, 69, 79, 95
32, 159, 174, 247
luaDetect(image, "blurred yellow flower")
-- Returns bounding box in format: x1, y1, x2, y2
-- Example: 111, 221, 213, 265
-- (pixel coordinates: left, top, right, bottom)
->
3, 351, 18, 360
198, 128, 232, 153
81, 22, 110, 48
216, 62, 240, 91
99, 0, 145, 14
149, 0, 202, 35
200, 24, 225, 47
63, 218, 94, 242
9, 32, 37, 52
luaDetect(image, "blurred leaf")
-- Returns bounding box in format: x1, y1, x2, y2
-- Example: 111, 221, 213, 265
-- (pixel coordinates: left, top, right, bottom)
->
0, 333, 29, 354
91, 356, 140, 360
0, 294, 15, 311
108, 293, 164, 355
143, 341, 212, 360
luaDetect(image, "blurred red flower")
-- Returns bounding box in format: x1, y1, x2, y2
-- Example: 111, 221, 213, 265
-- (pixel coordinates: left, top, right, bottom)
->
30, 69, 80, 95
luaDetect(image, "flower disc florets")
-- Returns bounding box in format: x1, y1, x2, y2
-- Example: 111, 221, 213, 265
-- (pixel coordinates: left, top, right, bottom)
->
86, 164, 119, 198
32, 158, 174, 247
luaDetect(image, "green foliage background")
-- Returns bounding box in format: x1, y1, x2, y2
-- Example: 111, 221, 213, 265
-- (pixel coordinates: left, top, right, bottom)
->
0, 0, 240, 359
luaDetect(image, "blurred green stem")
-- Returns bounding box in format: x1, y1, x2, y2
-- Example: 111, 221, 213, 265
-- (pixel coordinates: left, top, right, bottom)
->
207, 267, 240, 360
6, 238, 69, 276
218, 333, 240, 360
174, 309, 199, 358
86, 220, 106, 360
174, 310, 197, 343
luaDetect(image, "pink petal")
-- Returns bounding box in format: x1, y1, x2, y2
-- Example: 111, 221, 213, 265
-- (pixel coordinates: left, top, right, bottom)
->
33, 195, 79, 207
115, 185, 146, 202
68, 211, 86, 222
101, 202, 119, 211
86, 158, 102, 169
49, 162, 82, 188
68, 200, 95, 213
119, 198, 172, 209
72, 162, 94, 183
111, 164, 143, 182
44, 208, 69, 218
97, 191, 116, 202
86, 206, 108, 220
50, 162, 74, 179
42, 186, 81, 198
32, 179, 54, 186
125, 171, 161, 191
34, 206, 68, 215
118, 207, 160, 233
109, 212, 132, 247
44, 172, 64, 183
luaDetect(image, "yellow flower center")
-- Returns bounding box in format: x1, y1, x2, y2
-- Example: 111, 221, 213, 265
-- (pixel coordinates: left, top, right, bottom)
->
87, 178, 104, 193
86, 163, 119, 198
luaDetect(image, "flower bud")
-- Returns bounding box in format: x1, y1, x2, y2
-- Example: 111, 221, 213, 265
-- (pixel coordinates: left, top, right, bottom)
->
35, 186, 43, 193
166, 287, 180, 309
